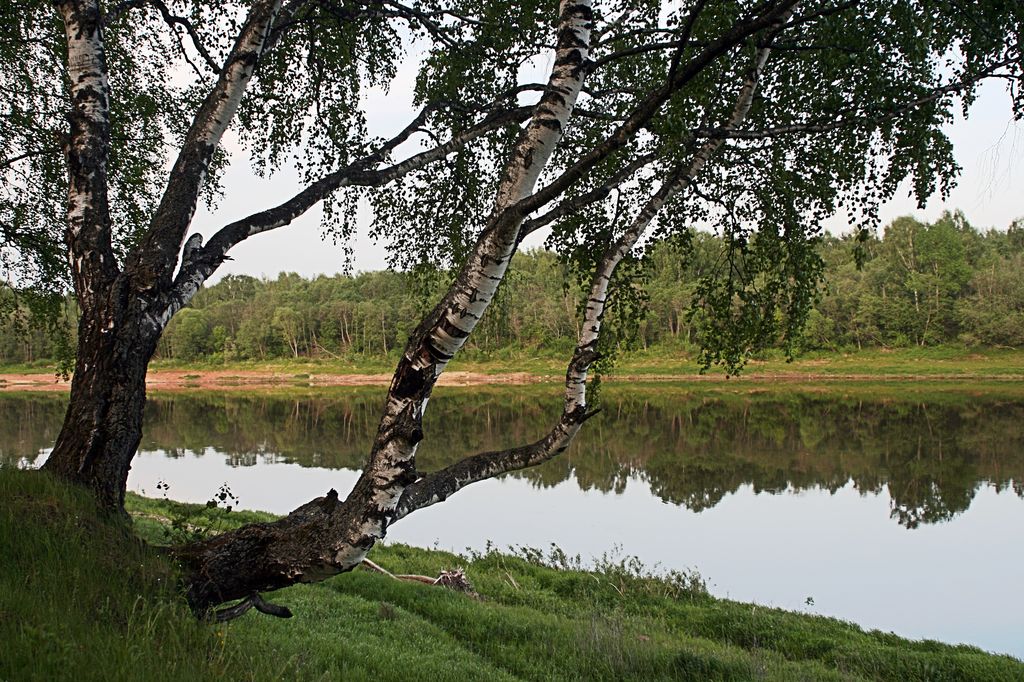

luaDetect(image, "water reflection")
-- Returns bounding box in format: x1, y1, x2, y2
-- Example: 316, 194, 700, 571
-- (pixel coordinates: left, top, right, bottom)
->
4, 386, 1023, 528
7, 386, 1024, 656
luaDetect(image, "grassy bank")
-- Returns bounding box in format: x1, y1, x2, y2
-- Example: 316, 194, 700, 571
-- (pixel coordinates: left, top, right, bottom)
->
148, 345, 1024, 377
3, 469, 1022, 681
2, 345, 1022, 381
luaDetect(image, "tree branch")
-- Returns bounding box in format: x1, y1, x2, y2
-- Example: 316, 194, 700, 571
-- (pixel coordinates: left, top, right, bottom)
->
393, 25, 785, 521
587, 40, 685, 72
126, 0, 282, 298
779, 0, 859, 32
379, 0, 461, 48
504, 0, 801, 223
159, 105, 532, 322
692, 55, 1019, 141
0, 147, 60, 170
212, 592, 293, 622
103, 0, 220, 73
519, 152, 658, 239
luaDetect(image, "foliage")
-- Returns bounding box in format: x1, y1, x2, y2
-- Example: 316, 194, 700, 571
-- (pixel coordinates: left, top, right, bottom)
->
6, 212, 1019, 367
2, 1, 1022, 375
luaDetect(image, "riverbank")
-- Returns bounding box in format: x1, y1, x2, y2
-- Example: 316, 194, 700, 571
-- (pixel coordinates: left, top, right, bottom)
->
2, 468, 1021, 681
1, 346, 1022, 392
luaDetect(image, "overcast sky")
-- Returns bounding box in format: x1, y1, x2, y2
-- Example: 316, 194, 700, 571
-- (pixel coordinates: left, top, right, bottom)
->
192, 71, 1023, 284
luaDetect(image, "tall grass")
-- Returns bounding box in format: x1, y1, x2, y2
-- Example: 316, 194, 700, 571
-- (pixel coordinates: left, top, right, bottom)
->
2, 469, 1022, 680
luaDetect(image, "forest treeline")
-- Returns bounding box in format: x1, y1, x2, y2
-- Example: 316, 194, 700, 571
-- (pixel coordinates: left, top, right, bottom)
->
2, 212, 1022, 364
4, 389, 1023, 527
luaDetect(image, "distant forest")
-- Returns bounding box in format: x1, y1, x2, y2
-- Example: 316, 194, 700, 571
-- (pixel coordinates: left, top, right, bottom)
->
3, 212, 1023, 365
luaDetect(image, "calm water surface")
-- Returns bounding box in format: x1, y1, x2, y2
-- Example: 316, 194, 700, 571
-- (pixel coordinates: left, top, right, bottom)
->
6, 385, 1023, 658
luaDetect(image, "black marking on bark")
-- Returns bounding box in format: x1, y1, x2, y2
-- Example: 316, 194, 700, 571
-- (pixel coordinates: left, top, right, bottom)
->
557, 28, 589, 51
391, 362, 427, 400
454, 306, 480, 321
354, 536, 376, 551
425, 339, 454, 362
561, 3, 594, 21
554, 49, 586, 68
540, 91, 567, 107
522, 146, 535, 170
438, 317, 471, 339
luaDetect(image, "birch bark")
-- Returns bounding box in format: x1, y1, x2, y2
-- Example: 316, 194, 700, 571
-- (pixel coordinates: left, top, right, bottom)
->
392, 34, 787, 519
177, 0, 595, 609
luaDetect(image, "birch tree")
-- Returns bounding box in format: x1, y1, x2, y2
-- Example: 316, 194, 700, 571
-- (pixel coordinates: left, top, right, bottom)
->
2, 0, 1021, 613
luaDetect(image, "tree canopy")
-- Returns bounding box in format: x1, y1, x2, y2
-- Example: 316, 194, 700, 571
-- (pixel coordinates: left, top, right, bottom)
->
3, 0, 1021, 368
3, 0, 1022, 611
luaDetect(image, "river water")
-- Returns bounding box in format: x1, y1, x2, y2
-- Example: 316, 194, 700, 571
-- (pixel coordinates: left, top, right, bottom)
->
5, 384, 1023, 658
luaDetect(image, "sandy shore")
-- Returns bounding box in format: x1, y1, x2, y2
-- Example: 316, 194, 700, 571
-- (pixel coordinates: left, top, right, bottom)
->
1, 367, 1021, 392
0, 369, 550, 392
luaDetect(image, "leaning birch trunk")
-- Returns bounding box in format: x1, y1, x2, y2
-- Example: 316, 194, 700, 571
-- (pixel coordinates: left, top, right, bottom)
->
175, 0, 595, 612
175, 10, 793, 613
391, 37, 782, 519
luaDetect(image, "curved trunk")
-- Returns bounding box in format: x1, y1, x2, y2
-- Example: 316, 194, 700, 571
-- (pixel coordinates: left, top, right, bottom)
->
42, 292, 158, 511
175, 0, 596, 614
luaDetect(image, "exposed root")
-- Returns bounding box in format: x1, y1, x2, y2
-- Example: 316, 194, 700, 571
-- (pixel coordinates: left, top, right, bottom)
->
361, 558, 476, 595
212, 592, 293, 622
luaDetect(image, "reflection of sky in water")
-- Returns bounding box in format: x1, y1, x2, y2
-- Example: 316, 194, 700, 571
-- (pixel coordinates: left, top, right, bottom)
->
127, 447, 1024, 659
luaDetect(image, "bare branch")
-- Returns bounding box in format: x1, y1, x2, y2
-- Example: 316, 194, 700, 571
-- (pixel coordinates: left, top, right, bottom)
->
693, 55, 1019, 141
160, 105, 532, 321
212, 596, 254, 622
392, 408, 601, 522
212, 592, 292, 622
103, 0, 220, 73
393, 21, 788, 522
587, 40, 684, 72
0, 147, 60, 170
126, 0, 282, 296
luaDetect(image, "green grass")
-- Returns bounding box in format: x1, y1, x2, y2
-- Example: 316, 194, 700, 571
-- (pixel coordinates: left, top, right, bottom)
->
610, 345, 1024, 378
135, 345, 1024, 378
5, 345, 1022, 381
0, 469, 278, 681
2, 468, 1022, 681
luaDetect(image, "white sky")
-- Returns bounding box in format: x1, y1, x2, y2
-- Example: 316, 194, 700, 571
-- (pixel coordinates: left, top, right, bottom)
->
193, 71, 1023, 284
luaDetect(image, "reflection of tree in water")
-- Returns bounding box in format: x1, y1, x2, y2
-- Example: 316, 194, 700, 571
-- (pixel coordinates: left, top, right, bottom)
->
0, 396, 65, 466
586, 392, 1024, 527
2, 388, 1023, 527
